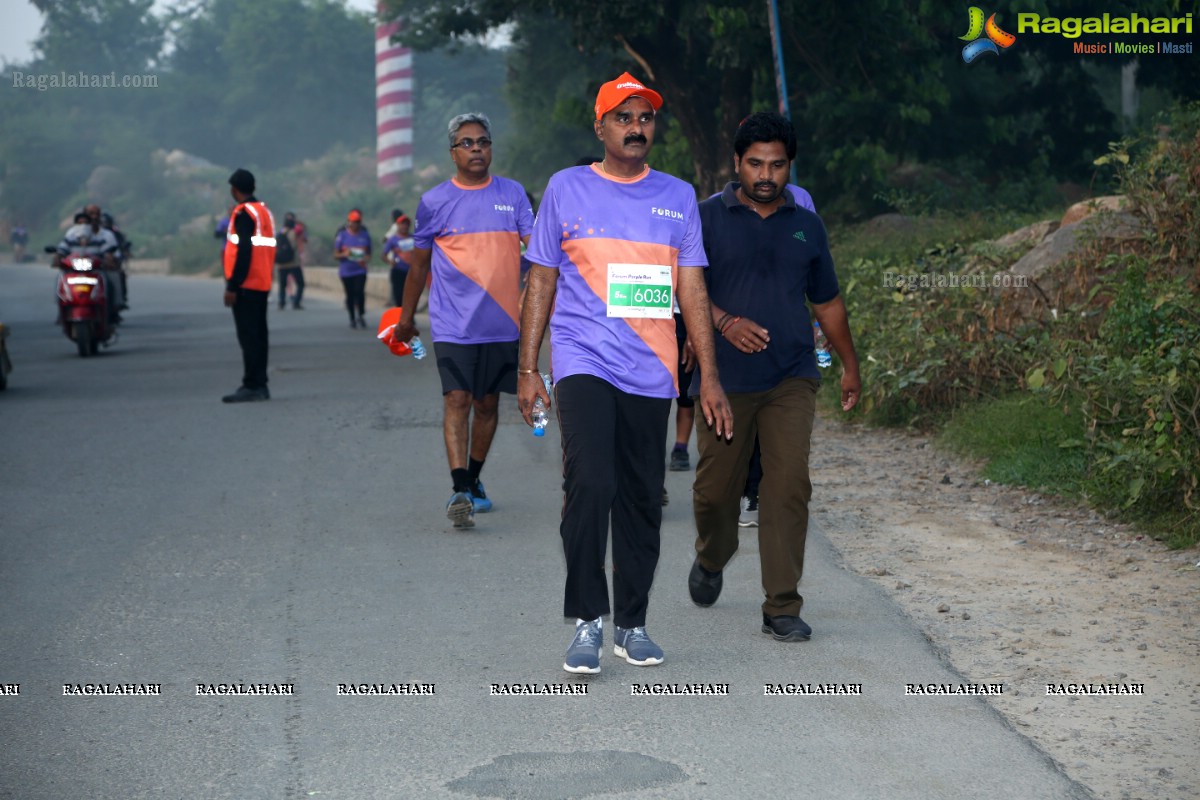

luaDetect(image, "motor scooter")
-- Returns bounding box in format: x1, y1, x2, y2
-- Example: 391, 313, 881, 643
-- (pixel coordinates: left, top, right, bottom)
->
44, 245, 119, 357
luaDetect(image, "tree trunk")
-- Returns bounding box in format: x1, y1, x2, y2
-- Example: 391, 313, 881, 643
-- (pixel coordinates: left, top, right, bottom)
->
629, 38, 745, 197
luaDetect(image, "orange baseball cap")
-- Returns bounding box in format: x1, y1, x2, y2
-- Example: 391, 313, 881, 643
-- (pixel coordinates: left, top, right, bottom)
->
594, 72, 663, 120
347, 209, 362, 222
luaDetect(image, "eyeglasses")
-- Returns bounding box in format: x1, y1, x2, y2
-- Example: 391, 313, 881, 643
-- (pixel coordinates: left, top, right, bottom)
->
451, 137, 492, 150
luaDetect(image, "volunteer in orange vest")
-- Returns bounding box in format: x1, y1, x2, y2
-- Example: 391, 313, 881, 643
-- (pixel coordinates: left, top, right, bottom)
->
222, 167, 276, 403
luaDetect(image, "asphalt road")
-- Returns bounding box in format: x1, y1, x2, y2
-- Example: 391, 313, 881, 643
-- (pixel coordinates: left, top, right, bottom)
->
0, 261, 1092, 799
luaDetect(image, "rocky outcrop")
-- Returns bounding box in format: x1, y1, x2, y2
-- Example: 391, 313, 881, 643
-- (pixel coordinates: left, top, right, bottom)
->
1009, 210, 1144, 281
991, 220, 1059, 251
1059, 195, 1126, 227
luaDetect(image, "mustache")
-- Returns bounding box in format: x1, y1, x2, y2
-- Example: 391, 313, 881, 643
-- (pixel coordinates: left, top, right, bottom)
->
623, 133, 648, 146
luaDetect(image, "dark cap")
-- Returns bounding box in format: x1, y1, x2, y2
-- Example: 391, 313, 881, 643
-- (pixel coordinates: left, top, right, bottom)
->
228, 168, 256, 194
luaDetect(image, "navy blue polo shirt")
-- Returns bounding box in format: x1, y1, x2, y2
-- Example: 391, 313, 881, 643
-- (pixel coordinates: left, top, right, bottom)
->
695, 182, 840, 393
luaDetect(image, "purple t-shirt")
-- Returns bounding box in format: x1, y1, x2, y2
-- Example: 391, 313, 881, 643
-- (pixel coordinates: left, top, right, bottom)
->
525, 164, 706, 399
413, 176, 534, 344
383, 234, 414, 270
334, 228, 371, 278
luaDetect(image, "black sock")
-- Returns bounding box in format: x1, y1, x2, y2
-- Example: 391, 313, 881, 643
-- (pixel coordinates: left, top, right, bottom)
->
673, 443, 688, 452
468, 458, 485, 484
451, 468, 471, 492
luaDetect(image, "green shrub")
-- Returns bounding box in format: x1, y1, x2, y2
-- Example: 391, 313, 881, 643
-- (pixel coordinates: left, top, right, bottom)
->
1033, 262, 1199, 546
940, 393, 1087, 495
836, 247, 1050, 428
827, 102, 1200, 546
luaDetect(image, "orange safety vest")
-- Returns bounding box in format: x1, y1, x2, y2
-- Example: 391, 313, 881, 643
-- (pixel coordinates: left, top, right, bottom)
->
223, 201, 277, 291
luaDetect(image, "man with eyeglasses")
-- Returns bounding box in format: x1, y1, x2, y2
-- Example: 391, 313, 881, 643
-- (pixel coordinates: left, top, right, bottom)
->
518, 72, 732, 674
395, 112, 534, 529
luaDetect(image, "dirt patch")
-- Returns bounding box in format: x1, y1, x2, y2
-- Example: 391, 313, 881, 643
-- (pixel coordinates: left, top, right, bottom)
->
812, 415, 1199, 800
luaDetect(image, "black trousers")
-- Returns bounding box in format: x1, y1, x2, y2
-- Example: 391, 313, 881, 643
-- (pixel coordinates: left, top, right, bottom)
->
277, 266, 304, 308
341, 274, 366, 319
389, 267, 408, 307
556, 374, 671, 628
231, 288, 269, 390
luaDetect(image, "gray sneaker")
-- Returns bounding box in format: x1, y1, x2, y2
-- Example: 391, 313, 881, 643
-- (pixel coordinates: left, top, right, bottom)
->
613, 626, 664, 666
738, 495, 759, 527
446, 491, 475, 528
563, 618, 602, 674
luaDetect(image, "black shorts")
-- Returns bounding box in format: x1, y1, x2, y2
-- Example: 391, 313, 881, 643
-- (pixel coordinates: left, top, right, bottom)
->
675, 313, 695, 408
433, 340, 518, 399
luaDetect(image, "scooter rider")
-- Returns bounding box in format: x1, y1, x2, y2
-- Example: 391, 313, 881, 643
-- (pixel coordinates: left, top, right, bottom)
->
57, 208, 123, 323
100, 211, 131, 309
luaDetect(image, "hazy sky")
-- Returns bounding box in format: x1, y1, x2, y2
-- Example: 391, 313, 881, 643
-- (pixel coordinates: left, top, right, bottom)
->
0, 0, 380, 66
0, 0, 41, 65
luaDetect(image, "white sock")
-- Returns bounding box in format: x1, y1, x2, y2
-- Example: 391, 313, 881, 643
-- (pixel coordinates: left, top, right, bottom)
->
576, 617, 602, 630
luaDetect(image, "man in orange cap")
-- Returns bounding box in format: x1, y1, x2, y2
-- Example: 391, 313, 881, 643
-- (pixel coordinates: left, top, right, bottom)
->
518, 73, 732, 673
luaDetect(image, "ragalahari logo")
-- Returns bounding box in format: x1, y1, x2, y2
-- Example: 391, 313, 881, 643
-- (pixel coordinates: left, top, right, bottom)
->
960, 7, 1017, 63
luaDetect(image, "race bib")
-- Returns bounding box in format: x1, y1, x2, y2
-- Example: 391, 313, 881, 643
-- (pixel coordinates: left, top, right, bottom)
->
606, 263, 672, 319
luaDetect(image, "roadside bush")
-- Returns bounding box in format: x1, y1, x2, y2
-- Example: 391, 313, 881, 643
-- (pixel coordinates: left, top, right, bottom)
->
1035, 262, 1199, 546
838, 246, 1050, 427
832, 102, 1199, 546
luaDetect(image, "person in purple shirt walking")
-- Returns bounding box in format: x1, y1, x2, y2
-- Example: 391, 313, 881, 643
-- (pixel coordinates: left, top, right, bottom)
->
333, 209, 371, 328
393, 112, 534, 529
518, 72, 732, 674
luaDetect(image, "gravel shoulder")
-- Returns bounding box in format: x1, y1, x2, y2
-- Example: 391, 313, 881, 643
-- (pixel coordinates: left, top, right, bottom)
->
812, 414, 1200, 800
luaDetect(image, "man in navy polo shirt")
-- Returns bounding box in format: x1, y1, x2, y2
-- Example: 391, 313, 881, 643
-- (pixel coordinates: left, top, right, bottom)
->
688, 112, 861, 641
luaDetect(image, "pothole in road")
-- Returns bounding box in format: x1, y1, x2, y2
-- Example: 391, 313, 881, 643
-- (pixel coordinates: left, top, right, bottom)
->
446, 750, 687, 798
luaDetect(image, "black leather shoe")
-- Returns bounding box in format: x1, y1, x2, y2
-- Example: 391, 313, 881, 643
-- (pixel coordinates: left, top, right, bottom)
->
762, 613, 812, 641
222, 386, 269, 403
688, 557, 723, 607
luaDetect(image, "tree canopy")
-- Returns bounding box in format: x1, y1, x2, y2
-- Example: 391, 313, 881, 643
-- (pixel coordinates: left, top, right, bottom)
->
383, 0, 1200, 215
3, 0, 1197, 240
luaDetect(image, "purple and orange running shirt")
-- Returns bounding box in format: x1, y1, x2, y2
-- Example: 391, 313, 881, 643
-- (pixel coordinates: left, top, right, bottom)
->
413, 175, 534, 344
526, 164, 706, 399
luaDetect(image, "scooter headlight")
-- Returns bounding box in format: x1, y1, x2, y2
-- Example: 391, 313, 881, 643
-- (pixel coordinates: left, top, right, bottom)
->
71, 258, 94, 270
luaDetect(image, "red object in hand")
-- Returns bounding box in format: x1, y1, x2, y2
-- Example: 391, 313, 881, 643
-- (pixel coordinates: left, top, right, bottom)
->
376, 307, 412, 356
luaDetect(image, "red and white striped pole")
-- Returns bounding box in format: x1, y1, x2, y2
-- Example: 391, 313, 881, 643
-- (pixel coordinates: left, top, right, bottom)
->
375, 11, 413, 187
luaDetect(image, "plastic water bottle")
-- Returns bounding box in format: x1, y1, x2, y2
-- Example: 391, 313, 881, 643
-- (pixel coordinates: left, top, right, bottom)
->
409, 336, 427, 360
813, 321, 832, 369
531, 373, 552, 437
